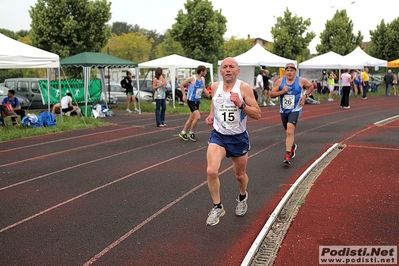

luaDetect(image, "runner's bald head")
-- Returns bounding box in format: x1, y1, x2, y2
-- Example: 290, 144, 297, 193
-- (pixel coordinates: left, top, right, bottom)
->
221, 57, 238, 68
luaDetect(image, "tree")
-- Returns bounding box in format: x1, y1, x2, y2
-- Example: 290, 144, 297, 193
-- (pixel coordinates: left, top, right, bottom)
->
316, 10, 362, 56
271, 8, 315, 61
143, 29, 165, 60
102, 33, 153, 63
29, 0, 112, 58
0, 29, 19, 40
223, 36, 252, 58
170, 0, 226, 67
110, 22, 134, 36
154, 30, 184, 58
110, 22, 165, 60
368, 18, 399, 61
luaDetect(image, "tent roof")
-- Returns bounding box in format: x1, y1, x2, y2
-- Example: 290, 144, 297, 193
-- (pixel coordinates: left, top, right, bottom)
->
342, 47, 387, 67
60, 52, 138, 68
220, 43, 297, 67
138, 54, 212, 68
0, 33, 59, 69
299, 51, 345, 69
388, 58, 399, 68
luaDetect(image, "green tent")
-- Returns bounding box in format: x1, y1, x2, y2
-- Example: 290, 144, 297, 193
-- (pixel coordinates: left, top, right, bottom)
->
60, 52, 139, 115
60, 52, 138, 68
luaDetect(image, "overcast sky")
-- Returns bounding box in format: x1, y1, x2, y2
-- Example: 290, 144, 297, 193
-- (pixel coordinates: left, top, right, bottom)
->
1, 0, 397, 54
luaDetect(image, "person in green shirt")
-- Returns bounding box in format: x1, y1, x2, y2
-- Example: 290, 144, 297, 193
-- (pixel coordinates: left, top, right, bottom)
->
327, 72, 337, 101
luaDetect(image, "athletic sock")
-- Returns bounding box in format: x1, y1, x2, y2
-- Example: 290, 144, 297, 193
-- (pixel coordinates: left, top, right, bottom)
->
239, 194, 246, 201
213, 202, 222, 209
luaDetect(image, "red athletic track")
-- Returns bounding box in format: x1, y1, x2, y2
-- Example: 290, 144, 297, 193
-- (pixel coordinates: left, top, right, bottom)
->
0, 95, 398, 266
274, 115, 399, 266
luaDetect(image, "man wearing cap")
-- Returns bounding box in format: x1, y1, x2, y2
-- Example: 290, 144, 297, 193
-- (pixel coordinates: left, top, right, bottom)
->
270, 63, 314, 165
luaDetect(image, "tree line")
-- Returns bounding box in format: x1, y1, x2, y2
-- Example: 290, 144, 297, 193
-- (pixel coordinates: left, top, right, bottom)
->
1, 0, 398, 81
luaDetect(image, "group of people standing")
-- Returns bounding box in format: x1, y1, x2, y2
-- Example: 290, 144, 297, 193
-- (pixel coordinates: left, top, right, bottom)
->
383, 69, 398, 96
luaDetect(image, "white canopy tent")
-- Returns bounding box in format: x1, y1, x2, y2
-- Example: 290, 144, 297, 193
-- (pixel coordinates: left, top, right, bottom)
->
299, 50, 364, 70
298, 51, 345, 69
0, 33, 60, 111
218, 43, 297, 87
341, 46, 387, 68
138, 54, 214, 108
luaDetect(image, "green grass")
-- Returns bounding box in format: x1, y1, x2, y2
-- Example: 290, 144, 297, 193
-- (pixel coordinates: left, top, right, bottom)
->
0, 114, 108, 142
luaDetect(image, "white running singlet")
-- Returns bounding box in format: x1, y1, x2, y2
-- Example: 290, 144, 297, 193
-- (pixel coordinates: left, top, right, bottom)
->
212, 80, 247, 135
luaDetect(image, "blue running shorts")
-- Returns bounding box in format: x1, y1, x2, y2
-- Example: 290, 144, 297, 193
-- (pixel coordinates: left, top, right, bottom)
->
208, 129, 250, 158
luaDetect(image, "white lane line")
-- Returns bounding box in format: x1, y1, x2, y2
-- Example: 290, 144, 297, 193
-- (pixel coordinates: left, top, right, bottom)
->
0, 146, 206, 234
240, 143, 339, 266
374, 115, 399, 126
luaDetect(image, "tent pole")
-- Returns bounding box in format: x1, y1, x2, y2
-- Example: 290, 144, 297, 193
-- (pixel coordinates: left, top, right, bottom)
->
47, 69, 51, 112
135, 67, 141, 114
99, 68, 108, 110
171, 68, 176, 109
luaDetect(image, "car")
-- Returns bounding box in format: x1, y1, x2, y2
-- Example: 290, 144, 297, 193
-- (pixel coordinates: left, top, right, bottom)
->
135, 79, 174, 101
3, 78, 46, 108
104, 82, 153, 103
101, 92, 118, 105
0, 85, 30, 109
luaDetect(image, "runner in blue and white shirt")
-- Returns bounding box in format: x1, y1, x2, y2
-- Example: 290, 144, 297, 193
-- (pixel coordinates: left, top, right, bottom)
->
270, 62, 314, 165
178, 65, 207, 142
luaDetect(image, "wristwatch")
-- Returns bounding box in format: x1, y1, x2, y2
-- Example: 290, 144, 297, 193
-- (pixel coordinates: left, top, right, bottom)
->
239, 102, 246, 109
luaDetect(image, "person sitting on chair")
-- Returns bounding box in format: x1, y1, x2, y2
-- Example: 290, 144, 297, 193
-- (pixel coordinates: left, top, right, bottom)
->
1, 89, 25, 125
61, 92, 80, 116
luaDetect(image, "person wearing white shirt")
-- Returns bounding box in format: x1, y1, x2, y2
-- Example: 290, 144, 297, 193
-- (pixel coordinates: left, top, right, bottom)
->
61, 92, 80, 116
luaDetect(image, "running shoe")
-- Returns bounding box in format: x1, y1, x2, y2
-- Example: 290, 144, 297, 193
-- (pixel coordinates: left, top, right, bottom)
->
188, 132, 197, 142
179, 132, 188, 141
126, 109, 132, 113
290, 144, 297, 159
269, 101, 276, 106
235, 191, 248, 216
283, 153, 291, 165
206, 205, 226, 226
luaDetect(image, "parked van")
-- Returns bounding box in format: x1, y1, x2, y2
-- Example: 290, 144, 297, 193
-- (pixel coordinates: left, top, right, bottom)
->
3, 78, 46, 109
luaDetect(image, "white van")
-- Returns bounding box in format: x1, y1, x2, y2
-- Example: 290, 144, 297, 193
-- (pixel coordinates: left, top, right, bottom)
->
3, 78, 46, 109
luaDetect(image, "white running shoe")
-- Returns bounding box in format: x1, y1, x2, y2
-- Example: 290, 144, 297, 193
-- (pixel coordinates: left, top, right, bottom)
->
126, 109, 132, 113
206, 205, 226, 226
235, 191, 248, 216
